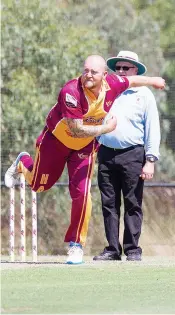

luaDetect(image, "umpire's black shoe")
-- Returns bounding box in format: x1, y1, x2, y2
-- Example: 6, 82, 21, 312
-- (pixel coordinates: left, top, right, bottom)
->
93, 249, 121, 261
126, 252, 142, 261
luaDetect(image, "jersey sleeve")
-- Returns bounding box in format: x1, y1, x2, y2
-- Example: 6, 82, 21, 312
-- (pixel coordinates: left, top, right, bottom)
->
60, 85, 83, 119
144, 88, 160, 159
108, 73, 129, 95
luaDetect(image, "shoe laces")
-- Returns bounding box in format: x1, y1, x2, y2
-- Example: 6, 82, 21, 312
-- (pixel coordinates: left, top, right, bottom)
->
8, 166, 20, 184
7, 163, 17, 175
13, 171, 21, 181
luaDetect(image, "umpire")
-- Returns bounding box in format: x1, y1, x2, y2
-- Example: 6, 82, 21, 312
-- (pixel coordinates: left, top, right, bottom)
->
93, 51, 161, 261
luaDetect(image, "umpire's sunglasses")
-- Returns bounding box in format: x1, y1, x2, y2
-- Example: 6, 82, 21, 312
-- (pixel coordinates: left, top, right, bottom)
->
115, 66, 135, 71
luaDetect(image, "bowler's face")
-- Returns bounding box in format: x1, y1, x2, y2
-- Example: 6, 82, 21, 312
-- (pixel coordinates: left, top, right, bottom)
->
81, 59, 107, 90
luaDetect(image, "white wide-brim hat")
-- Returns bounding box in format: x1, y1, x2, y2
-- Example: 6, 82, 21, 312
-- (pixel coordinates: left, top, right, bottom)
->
107, 50, 147, 75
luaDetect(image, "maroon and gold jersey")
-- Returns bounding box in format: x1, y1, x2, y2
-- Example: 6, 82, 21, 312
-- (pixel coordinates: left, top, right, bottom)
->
46, 74, 129, 150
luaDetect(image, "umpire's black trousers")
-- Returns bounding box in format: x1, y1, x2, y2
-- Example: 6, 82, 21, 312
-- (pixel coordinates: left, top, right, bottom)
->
98, 144, 145, 256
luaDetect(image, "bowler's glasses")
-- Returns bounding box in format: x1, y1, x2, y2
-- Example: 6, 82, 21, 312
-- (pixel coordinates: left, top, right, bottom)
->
115, 66, 135, 71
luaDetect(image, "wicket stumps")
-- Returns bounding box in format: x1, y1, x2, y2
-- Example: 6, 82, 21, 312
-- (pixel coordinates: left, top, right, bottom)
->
9, 174, 38, 262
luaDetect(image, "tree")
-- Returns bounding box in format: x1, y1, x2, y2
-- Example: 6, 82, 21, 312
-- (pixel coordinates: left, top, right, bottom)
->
132, 0, 175, 152
1, 0, 107, 178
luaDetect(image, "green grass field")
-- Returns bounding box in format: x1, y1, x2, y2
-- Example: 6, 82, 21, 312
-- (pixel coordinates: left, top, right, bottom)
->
1, 256, 175, 314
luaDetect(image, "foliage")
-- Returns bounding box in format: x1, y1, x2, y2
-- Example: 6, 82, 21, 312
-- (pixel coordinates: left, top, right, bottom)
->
2, 0, 174, 177
1, 0, 107, 174
132, 0, 175, 151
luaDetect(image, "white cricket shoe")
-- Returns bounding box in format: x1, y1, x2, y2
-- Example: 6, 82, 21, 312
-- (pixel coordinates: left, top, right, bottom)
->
4, 152, 30, 188
66, 242, 84, 264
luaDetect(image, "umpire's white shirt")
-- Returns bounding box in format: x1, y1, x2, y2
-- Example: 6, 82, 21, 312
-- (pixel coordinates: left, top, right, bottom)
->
98, 86, 160, 159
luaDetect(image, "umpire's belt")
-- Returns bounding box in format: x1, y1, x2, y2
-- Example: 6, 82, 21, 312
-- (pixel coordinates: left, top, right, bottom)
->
103, 144, 144, 152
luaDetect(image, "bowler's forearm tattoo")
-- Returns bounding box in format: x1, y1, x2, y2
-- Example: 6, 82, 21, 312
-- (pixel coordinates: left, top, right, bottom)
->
65, 118, 106, 138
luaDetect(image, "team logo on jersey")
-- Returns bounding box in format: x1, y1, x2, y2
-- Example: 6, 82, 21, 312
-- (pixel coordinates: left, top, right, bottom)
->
66, 93, 77, 108
78, 153, 89, 159
116, 75, 125, 83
